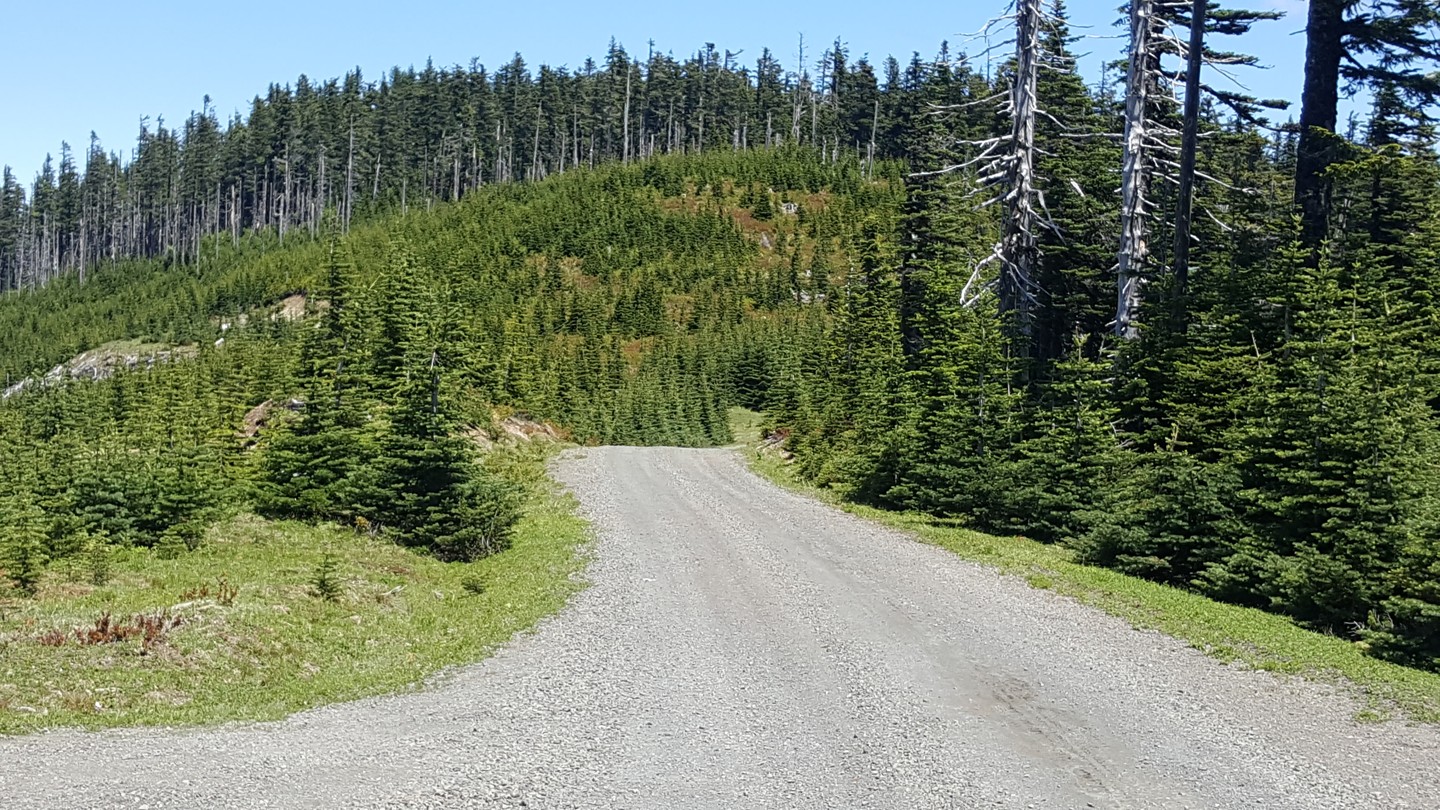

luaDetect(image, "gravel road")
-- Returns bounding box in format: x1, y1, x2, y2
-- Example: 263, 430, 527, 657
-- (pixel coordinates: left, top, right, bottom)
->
2, 446, 1438, 809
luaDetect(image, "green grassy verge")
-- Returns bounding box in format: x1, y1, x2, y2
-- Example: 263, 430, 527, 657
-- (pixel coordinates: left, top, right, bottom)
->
0, 445, 588, 735
726, 406, 767, 445
735, 412, 1440, 723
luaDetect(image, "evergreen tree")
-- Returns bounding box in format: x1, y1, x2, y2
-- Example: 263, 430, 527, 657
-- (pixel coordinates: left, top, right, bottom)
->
1294, 0, 1440, 252
1208, 242, 1439, 630
1, 491, 49, 595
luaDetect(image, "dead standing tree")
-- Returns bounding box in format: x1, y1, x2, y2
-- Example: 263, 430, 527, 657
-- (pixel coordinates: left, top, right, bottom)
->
996, 0, 1045, 343
941, 0, 1066, 352
1113, 0, 1284, 336
1115, 0, 1172, 340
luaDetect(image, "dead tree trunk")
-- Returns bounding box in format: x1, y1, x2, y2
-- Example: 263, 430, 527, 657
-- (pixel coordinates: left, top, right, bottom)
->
996, 0, 1044, 344
622, 63, 633, 164
949, 0, 1058, 355
1115, 0, 1158, 339
345, 119, 355, 233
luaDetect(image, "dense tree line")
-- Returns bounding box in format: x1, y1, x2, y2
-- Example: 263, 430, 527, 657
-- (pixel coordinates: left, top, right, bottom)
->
0, 38, 982, 292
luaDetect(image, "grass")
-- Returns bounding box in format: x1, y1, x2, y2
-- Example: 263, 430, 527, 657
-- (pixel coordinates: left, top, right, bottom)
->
726, 406, 766, 445
0, 446, 588, 735
733, 410, 1440, 724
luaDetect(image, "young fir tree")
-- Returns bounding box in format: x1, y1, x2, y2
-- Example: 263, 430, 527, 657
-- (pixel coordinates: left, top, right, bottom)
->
989, 340, 1124, 543
789, 214, 907, 499
889, 300, 1021, 521
371, 246, 522, 560
1073, 444, 1246, 586
1209, 241, 1440, 631
259, 241, 381, 523
1364, 512, 1440, 669
1, 491, 49, 595
887, 122, 1022, 517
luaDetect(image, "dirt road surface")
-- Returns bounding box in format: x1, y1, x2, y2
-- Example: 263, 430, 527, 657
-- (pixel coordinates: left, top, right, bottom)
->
2, 447, 1437, 809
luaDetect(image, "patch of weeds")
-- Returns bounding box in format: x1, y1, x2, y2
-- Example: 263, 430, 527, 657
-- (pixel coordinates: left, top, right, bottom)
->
216, 577, 238, 606
37, 610, 184, 654
1026, 573, 1055, 590
179, 583, 212, 601
1255, 658, 1300, 674
132, 611, 184, 654
59, 691, 102, 715
178, 577, 238, 605
1205, 643, 1240, 663
75, 613, 137, 645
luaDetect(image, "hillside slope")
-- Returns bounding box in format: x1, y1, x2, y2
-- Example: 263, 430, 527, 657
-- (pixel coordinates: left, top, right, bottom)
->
0, 150, 881, 731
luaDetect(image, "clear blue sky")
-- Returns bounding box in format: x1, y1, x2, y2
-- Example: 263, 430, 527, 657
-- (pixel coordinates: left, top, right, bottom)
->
1, 0, 1310, 181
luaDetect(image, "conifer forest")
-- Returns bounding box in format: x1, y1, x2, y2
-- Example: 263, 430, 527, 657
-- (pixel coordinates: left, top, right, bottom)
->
3, 0, 1440, 680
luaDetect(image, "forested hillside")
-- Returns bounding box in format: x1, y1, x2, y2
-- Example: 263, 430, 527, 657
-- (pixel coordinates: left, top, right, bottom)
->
0, 149, 880, 565
3, 0, 1440, 687
0, 37, 962, 291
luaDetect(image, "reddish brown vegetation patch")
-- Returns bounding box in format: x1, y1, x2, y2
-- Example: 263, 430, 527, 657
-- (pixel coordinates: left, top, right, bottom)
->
179, 577, 238, 606
35, 610, 185, 654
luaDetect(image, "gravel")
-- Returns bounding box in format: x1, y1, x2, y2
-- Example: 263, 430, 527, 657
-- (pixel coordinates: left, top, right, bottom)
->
2, 446, 1437, 809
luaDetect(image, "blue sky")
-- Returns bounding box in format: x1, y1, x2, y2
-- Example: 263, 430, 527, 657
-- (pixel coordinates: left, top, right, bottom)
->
1, 0, 1310, 181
